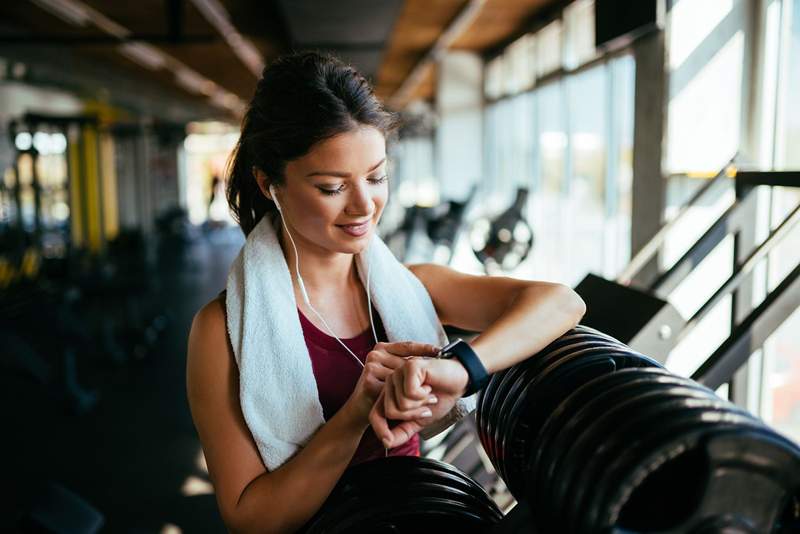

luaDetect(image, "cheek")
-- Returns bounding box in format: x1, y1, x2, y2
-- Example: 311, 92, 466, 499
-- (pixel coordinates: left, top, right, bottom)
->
373, 189, 388, 215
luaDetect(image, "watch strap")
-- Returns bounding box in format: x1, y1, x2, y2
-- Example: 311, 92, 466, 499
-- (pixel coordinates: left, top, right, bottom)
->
439, 339, 490, 396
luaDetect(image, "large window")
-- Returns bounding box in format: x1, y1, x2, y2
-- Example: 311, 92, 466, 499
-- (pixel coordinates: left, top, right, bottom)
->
755, 0, 800, 443
482, 0, 635, 285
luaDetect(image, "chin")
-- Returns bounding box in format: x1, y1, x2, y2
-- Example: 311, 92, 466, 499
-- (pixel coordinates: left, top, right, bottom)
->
330, 233, 371, 254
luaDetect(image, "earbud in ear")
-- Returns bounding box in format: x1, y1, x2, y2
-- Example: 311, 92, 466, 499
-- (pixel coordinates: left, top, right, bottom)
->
269, 184, 282, 211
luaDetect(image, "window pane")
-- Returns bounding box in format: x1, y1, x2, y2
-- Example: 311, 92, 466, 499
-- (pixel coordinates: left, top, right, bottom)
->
760, 306, 800, 444
777, 0, 800, 167
564, 0, 597, 70
536, 20, 563, 78
666, 0, 744, 173
567, 64, 607, 281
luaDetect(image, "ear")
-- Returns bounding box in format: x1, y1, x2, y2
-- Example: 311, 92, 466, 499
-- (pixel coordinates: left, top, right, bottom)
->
252, 167, 272, 200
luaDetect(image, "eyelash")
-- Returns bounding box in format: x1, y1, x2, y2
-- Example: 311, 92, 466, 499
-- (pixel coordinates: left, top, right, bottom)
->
319, 175, 388, 196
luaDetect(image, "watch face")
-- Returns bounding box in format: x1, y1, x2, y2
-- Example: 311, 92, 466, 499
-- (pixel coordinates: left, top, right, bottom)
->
439, 339, 461, 358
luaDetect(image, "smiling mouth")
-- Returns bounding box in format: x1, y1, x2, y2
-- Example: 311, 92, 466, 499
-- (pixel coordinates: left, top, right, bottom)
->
336, 220, 371, 235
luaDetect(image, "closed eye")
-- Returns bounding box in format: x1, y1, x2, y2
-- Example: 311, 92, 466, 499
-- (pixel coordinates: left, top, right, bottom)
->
318, 175, 388, 196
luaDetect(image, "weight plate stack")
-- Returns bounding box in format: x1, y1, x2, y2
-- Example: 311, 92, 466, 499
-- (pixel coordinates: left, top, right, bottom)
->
302, 456, 503, 533
474, 325, 800, 534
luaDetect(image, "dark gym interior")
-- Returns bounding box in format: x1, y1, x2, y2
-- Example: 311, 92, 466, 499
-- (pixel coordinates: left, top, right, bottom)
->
1, 1, 799, 533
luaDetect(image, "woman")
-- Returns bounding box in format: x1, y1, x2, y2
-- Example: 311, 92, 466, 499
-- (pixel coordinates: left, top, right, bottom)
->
186, 51, 585, 533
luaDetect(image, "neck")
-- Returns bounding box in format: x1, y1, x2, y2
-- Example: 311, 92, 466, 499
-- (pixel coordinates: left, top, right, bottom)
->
277, 224, 359, 295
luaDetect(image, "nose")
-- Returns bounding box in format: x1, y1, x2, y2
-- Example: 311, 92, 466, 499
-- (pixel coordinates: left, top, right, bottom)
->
345, 182, 375, 217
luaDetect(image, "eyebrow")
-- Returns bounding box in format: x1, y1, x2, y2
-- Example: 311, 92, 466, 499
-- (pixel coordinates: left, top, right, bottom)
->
305, 157, 386, 178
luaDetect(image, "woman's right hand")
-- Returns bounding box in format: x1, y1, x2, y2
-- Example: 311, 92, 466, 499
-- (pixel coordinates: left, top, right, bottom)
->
344, 341, 440, 430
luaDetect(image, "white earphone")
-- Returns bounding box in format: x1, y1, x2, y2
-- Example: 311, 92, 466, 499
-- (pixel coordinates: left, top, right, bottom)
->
269, 184, 378, 367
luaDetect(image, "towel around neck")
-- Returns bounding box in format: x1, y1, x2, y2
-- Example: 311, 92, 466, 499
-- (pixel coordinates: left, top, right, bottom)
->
225, 215, 461, 471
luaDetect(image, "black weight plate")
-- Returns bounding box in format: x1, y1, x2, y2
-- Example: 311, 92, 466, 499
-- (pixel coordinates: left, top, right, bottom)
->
584, 410, 767, 533
503, 347, 657, 477
544, 379, 718, 530
328, 496, 495, 534
477, 368, 509, 459
497, 348, 652, 495
310, 479, 497, 534
525, 368, 672, 506
559, 385, 732, 530
341, 463, 495, 508
490, 339, 631, 481
503, 355, 622, 497
594, 423, 798, 534
482, 365, 526, 466
527, 369, 677, 528
485, 351, 551, 468
519, 349, 659, 441
567, 397, 757, 533
325, 457, 497, 512
354, 456, 496, 507
498, 350, 636, 497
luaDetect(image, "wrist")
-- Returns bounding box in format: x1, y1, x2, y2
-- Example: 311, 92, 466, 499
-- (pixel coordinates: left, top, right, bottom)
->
438, 339, 491, 396
341, 397, 370, 433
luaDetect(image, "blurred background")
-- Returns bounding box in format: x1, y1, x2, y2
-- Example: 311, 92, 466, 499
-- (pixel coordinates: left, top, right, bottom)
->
1, 0, 799, 532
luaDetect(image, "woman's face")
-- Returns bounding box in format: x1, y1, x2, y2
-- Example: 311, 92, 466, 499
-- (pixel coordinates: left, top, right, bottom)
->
267, 125, 388, 256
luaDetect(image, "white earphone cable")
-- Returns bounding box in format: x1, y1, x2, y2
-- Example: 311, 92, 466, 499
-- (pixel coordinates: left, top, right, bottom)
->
273, 187, 387, 457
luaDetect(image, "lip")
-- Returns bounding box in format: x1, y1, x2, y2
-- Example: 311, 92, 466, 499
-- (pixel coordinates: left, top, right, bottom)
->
336, 220, 371, 237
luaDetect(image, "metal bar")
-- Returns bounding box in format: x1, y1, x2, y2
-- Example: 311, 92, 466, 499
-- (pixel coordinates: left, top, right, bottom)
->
616, 155, 737, 285
736, 170, 800, 188
692, 261, 800, 390
683, 202, 800, 332
649, 187, 757, 297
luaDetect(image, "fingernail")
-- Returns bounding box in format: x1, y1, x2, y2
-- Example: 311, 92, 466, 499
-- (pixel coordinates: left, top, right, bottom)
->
427, 396, 438, 404
421, 409, 433, 418
382, 438, 391, 448
422, 385, 432, 394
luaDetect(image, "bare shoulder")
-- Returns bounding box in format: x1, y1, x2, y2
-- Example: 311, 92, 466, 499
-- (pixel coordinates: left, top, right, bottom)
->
186, 296, 266, 527
406, 262, 456, 285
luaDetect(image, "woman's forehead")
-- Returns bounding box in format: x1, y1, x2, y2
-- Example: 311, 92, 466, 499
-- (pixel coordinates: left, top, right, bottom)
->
291, 126, 386, 177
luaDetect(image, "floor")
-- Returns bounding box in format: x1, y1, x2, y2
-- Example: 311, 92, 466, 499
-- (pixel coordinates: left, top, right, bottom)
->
3, 224, 245, 533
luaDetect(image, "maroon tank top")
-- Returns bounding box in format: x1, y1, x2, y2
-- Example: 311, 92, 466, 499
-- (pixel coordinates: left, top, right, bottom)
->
297, 307, 420, 466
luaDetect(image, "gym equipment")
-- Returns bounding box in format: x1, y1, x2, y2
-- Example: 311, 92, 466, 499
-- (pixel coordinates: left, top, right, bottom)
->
302, 456, 503, 533
469, 187, 534, 274
573, 273, 684, 363
383, 185, 477, 265
17, 481, 105, 534
475, 326, 800, 533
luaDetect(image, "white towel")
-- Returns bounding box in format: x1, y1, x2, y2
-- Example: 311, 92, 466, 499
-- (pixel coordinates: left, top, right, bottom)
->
226, 215, 475, 471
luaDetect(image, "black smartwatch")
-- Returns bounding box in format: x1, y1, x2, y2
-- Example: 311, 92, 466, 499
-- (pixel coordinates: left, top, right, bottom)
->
437, 338, 490, 396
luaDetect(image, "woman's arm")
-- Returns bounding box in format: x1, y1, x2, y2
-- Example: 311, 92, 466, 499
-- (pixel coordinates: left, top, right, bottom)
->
408, 263, 586, 372
187, 299, 366, 534
187, 300, 438, 532
370, 264, 586, 446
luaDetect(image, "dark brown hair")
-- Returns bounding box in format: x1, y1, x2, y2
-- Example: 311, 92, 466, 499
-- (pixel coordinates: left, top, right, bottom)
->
226, 51, 400, 236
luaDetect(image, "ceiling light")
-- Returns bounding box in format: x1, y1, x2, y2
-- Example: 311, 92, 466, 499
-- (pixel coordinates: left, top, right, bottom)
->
15, 132, 33, 151
30, 0, 90, 27
190, 0, 264, 76
175, 68, 211, 94
118, 42, 166, 70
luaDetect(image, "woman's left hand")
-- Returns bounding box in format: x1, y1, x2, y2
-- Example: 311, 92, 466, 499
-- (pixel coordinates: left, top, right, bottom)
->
369, 356, 469, 448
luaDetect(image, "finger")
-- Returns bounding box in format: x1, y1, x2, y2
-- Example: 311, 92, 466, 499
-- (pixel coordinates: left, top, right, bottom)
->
384, 377, 401, 418
380, 341, 440, 358
365, 350, 406, 370
386, 371, 428, 417
400, 359, 430, 401
382, 420, 424, 449
384, 405, 435, 421
369, 391, 391, 443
